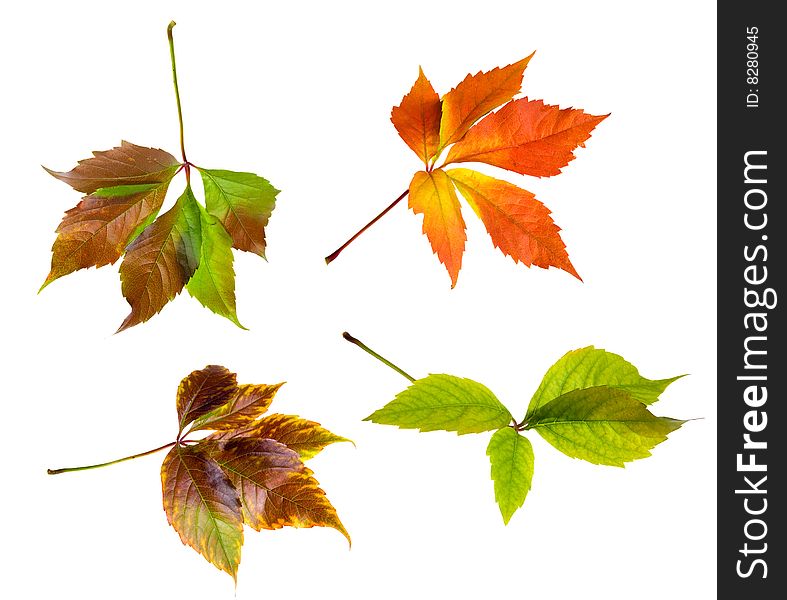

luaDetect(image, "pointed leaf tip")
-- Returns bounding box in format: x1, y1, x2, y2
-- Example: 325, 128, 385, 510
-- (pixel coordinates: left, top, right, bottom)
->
487, 428, 534, 524
439, 55, 534, 149
408, 169, 466, 287
446, 99, 608, 177
526, 386, 686, 466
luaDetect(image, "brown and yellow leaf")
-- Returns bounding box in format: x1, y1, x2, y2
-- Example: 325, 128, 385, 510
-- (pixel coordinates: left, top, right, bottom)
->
117, 186, 202, 332
44, 141, 180, 194
188, 383, 285, 433
208, 413, 351, 460
409, 169, 466, 287
176, 365, 238, 433
41, 182, 173, 290
438, 54, 534, 150
210, 438, 350, 543
448, 168, 579, 279
161, 444, 243, 580
446, 98, 609, 176
391, 67, 442, 165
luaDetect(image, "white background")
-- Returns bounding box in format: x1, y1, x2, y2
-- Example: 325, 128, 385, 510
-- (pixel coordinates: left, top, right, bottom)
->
1, 1, 716, 598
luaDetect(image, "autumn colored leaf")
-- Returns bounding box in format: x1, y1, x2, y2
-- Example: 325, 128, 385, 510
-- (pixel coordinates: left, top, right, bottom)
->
445, 98, 609, 176
176, 365, 238, 434
41, 181, 173, 289
43, 140, 180, 194
408, 169, 466, 287
41, 22, 278, 331
208, 413, 351, 460
47, 363, 350, 582
439, 54, 533, 150
188, 383, 284, 433
118, 186, 202, 332
161, 444, 244, 579
447, 168, 578, 278
391, 67, 442, 165
345, 332, 687, 524
326, 54, 607, 287
209, 438, 350, 541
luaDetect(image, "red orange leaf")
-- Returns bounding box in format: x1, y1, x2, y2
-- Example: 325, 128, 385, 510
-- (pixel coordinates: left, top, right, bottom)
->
176, 365, 238, 434
448, 168, 579, 279
41, 181, 172, 289
44, 141, 180, 194
446, 98, 608, 176
391, 67, 442, 165
161, 444, 243, 579
189, 383, 284, 433
117, 186, 202, 331
208, 413, 351, 460
210, 438, 350, 542
408, 169, 466, 287
438, 54, 534, 150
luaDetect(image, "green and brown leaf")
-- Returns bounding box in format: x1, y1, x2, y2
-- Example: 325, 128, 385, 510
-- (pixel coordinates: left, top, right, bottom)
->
42, 24, 279, 331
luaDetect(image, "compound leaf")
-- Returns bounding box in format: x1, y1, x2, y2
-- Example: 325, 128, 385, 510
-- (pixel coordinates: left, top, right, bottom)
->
41, 25, 281, 332
328, 53, 606, 287
408, 169, 466, 287
526, 346, 685, 419
445, 98, 608, 176
365, 373, 512, 434
391, 67, 442, 165
447, 168, 579, 278
487, 427, 534, 524
117, 186, 202, 332
160, 444, 243, 580
176, 365, 238, 434
209, 438, 350, 543
199, 168, 279, 258
526, 386, 686, 466
44, 140, 180, 194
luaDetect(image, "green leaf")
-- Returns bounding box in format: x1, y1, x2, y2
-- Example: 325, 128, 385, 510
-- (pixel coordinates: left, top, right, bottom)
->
198, 168, 279, 257
117, 185, 202, 332
186, 202, 245, 329
365, 374, 512, 434
160, 444, 243, 580
487, 427, 534, 524
526, 346, 684, 419
525, 386, 685, 467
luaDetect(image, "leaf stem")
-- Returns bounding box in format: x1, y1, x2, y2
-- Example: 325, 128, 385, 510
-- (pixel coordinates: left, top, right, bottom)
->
167, 21, 188, 168
342, 331, 415, 382
47, 441, 177, 475
325, 189, 409, 264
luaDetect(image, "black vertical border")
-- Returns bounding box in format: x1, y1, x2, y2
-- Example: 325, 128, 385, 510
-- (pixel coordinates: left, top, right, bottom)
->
718, 4, 783, 597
